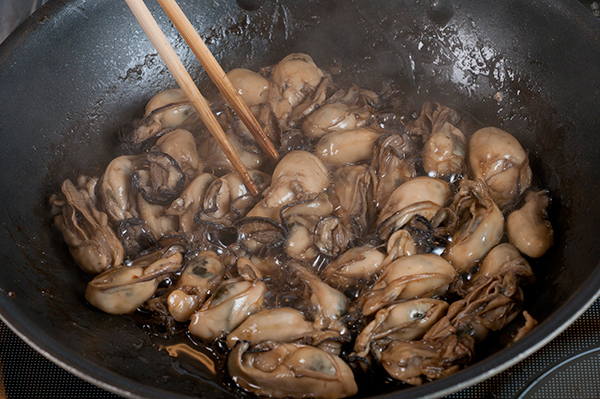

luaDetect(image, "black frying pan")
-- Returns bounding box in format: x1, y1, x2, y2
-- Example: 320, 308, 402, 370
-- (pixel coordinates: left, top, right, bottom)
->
1, 0, 600, 398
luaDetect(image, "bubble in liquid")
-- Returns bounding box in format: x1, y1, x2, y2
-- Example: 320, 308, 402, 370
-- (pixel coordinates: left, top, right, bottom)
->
236, 0, 265, 11
427, 0, 454, 26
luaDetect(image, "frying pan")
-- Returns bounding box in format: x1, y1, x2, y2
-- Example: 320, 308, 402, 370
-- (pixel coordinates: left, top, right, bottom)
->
1, 0, 600, 398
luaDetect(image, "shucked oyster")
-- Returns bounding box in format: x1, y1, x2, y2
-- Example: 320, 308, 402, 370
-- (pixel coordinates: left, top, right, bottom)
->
227, 68, 272, 107
229, 341, 358, 399
370, 132, 418, 212
98, 155, 139, 224
354, 298, 449, 357
127, 88, 198, 145
281, 193, 335, 260
468, 127, 532, 209
248, 151, 329, 221
376, 177, 451, 240
167, 250, 225, 322
152, 129, 204, 182
360, 254, 457, 316
315, 128, 381, 166
321, 245, 386, 290
165, 173, 216, 234
408, 101, 467, 182
293, 264, 349, 333
506, 189, 553, 258
188, 278, 266, 340
271, 53, 325, 122
51, 179, 124, 274
51, 52, 551, 399
86, 253, 183, 314
443, 180, 504, 271
329, 164, 376, 237
226, 307, 339, 348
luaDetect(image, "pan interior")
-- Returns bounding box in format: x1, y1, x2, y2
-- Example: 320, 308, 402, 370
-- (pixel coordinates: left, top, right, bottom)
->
1, 0, 600, 398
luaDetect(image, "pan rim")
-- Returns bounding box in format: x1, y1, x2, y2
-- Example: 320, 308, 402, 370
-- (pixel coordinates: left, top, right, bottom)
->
2, 0, 600, 398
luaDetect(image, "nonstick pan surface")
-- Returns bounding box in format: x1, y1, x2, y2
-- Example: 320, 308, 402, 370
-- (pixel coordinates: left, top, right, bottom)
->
1, 1, 600, 398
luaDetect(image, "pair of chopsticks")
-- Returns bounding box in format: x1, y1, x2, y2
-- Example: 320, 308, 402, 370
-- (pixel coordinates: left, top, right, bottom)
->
125, 0, 279, 196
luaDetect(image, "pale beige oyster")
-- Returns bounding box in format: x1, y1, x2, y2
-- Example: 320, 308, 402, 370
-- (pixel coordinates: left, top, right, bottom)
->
315, 128, 381, 166
98, 156, 139, 224
51, 52, 553, 398
229, 341, 358, 399
188, 278, 266, 340
167, 250, 225, 322
353, 298, 449, 358
271, 53, 325, 122
50, 178, 124, 274
281, 193, 335, 261
129, 89, 198, 145
153, 129, 204, 182
376, 176, 451, 239
165, 173, 215, 234
227, 68, 272, 107
85, 253, 183, 314
248, 150, 329, 222
321, 244, 386, 290
420, 103, 467, 181
468, 126, 532, 208
442, 180, 504, 271
506, 189, 554, 258
360, 254, 458, 316
226, 307, 340, 349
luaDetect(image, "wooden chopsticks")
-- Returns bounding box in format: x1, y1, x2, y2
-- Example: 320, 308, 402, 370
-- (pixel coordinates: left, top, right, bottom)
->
156, 0, 280, 163
124, 0, 279, 196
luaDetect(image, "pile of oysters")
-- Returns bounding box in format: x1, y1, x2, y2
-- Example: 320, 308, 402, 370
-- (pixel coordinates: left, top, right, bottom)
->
50, 53, 553, 398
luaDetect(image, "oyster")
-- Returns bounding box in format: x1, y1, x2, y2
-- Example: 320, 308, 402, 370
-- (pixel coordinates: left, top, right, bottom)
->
315, 128, 381, 166
98, 155, 139, 224
468, 127, 532, 208
506, 189, 554, 258
227, 68, 272, 107
85, 253, 183, 314
370, 132, 418, 212
271, 53, 325, 121
329, 164, 376, 237
443, 180, 504, 271
165, 173, 216, 234
302, 103, 359, 138
188, 279, 266, 340
354, 298, 449, 357
360, 254, 457, 316
376, 176, 451, 239
293, 264, 349, 332
199, 132, 265, 174
313, 216, 354, 258
471, 243, 525, 285
321, 245, 386, 290
136, 193, 178, 239
226, 307, 339, 348
228, 341, 357, 399
167, 250, 224, 322
132, 151, 186, 206
248, 151, 329, 221
128, 89, 197, 145
153, 129, 204, 182
421, 104, 467, 181
51, 179, 124, 274
281, 193, 335, 260
198, 169, 271, 226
